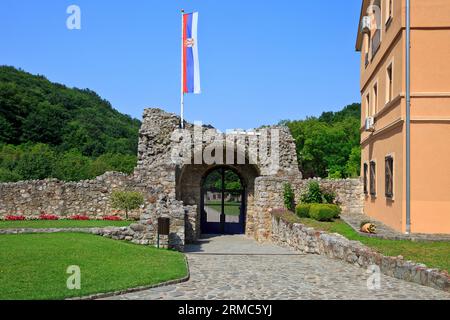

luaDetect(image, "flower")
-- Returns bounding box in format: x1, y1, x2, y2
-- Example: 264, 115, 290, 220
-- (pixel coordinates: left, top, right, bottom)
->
70, 214, 90, 220
5, 215, 26, 221
39, 213, 59, 220
103, 215, 122, 221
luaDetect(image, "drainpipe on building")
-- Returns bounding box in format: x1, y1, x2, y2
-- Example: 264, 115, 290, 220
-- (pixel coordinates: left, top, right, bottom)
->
405, 0, 411, 234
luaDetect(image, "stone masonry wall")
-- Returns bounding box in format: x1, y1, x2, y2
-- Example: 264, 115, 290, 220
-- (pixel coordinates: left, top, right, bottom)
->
253, 176, 364, 242
0, 172, 151, 219
271, 214, 450, 292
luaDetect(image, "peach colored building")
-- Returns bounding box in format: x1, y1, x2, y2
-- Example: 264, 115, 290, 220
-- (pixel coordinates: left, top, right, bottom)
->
356, 0, 450, 234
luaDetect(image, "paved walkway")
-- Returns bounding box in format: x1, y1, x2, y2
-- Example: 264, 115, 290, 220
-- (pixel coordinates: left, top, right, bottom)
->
104, 235, 450, 300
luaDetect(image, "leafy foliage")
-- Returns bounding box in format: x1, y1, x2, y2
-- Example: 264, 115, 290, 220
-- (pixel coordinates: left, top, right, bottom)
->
308, 204, 341, 221
283, 182, 295, 212
0, 66, 140, 182
110, 191, 144, 219
300, 181, 336, 205
281, 103, 361, 178
295, 204, 311, 218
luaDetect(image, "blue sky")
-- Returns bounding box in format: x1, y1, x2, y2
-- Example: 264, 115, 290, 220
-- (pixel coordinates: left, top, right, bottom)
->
0, 0, 362, 131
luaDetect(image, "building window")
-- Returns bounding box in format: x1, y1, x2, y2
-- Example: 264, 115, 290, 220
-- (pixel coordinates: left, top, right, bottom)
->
364, 35, 370, 67
373, 83, 378, 115
363, 163, 368, 194
370, 161, 376, 196
370, 0, 382, 58
387, 63, 393, 103
366, 94, 370, 117
385, 156, 394, 198
386, 0, 393, 24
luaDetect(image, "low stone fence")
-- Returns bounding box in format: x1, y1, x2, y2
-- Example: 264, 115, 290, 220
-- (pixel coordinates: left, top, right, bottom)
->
252, 176, 364, 242
0, 172, 150, 219
271, 213, 450, 292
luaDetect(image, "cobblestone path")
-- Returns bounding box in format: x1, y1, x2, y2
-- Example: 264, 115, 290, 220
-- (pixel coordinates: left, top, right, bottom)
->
104, 235, 450, 300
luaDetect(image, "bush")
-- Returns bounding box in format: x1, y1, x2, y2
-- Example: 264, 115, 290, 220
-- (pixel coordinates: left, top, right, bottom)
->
309, 204, 341, 221
300, 181, 336, 204
283, 183, 295, 212
110, 190, 144, 220
300, 181, 323, 203
0, 167, 22, 182
295, 204, 311, 218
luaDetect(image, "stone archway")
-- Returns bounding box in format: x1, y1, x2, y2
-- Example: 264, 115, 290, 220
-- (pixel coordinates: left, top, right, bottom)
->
176, 161, 259, 241
134, 108, 302, 248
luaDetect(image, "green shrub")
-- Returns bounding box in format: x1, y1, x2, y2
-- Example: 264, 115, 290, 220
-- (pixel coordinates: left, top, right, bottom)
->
309, 204, 341, 221
300, 181, 323, 204
300, 181, 336, 204
283, 183, 295, 212
295, 204, 311, 218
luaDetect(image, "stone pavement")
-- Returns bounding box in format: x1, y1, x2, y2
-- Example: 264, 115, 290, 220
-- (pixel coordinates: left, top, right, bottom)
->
103, 235, 450, 300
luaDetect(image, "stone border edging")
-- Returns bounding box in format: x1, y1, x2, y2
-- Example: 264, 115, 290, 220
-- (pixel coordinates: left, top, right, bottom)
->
67, 256, 191, 300
271, 214, 450, 293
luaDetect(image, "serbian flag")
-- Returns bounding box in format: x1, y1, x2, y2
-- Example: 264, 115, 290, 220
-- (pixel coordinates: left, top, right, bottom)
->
182, 12, 201, 94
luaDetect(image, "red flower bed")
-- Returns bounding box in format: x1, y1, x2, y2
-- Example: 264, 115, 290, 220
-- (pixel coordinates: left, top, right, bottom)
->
69, 215, 90, 221
5, 215, 26, 221
103, 215, 122, 221
39, 214, 59, 220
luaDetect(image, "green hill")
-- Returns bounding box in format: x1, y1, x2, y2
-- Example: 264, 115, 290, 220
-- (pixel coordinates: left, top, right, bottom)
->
281, 103, 361, 179
0, 66, 141, 182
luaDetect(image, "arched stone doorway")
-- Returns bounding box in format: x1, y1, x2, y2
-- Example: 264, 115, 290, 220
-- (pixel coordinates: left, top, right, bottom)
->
201, 166, 246, 235
176, 161, 259, 241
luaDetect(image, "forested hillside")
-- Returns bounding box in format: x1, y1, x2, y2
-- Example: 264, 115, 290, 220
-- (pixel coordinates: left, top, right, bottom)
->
281, 103, 361, 179
0, 66, 141, 182
0, 66, 360, 182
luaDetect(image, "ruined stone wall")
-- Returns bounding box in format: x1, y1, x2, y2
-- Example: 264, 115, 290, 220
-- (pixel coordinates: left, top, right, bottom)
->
253, 176, 364, 242
0, 172, 150, 218
0, 107, 364, 250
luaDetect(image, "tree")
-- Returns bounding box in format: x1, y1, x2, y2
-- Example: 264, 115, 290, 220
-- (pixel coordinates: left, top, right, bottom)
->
52, 149, 92, 181
282, 103, 361, 178
15, 143, 55, 180
110, 191, 144, 220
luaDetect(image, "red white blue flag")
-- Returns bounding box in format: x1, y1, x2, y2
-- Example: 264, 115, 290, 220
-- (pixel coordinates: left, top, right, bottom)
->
182, 12, 200, 94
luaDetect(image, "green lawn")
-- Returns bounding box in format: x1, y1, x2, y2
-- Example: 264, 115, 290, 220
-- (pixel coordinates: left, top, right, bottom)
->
0, 220, 132, 229
298, 217, 450, 273
274, 211, 450, 273
0, 233, 187, 300
205, 200, 240, 216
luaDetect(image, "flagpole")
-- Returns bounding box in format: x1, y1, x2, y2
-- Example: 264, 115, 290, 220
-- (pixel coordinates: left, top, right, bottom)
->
180, 9, 185, 129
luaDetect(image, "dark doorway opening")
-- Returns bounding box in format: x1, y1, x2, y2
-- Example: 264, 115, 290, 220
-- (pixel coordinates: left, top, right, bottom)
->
200, 167, 246, 235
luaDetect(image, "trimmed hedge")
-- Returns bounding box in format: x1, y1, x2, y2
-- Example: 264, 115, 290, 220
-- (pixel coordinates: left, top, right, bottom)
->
295, 204, 311, 218
308, 204, 341, 222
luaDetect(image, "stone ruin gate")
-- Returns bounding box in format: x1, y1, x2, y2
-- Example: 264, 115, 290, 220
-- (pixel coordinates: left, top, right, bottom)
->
0, 108, 364, 250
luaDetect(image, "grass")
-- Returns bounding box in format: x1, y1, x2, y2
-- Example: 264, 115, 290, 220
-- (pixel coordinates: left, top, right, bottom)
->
205, 200, 241, 216
0, 220, 132, 229
0, 233, 187, 300
274, 211, 450, 273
